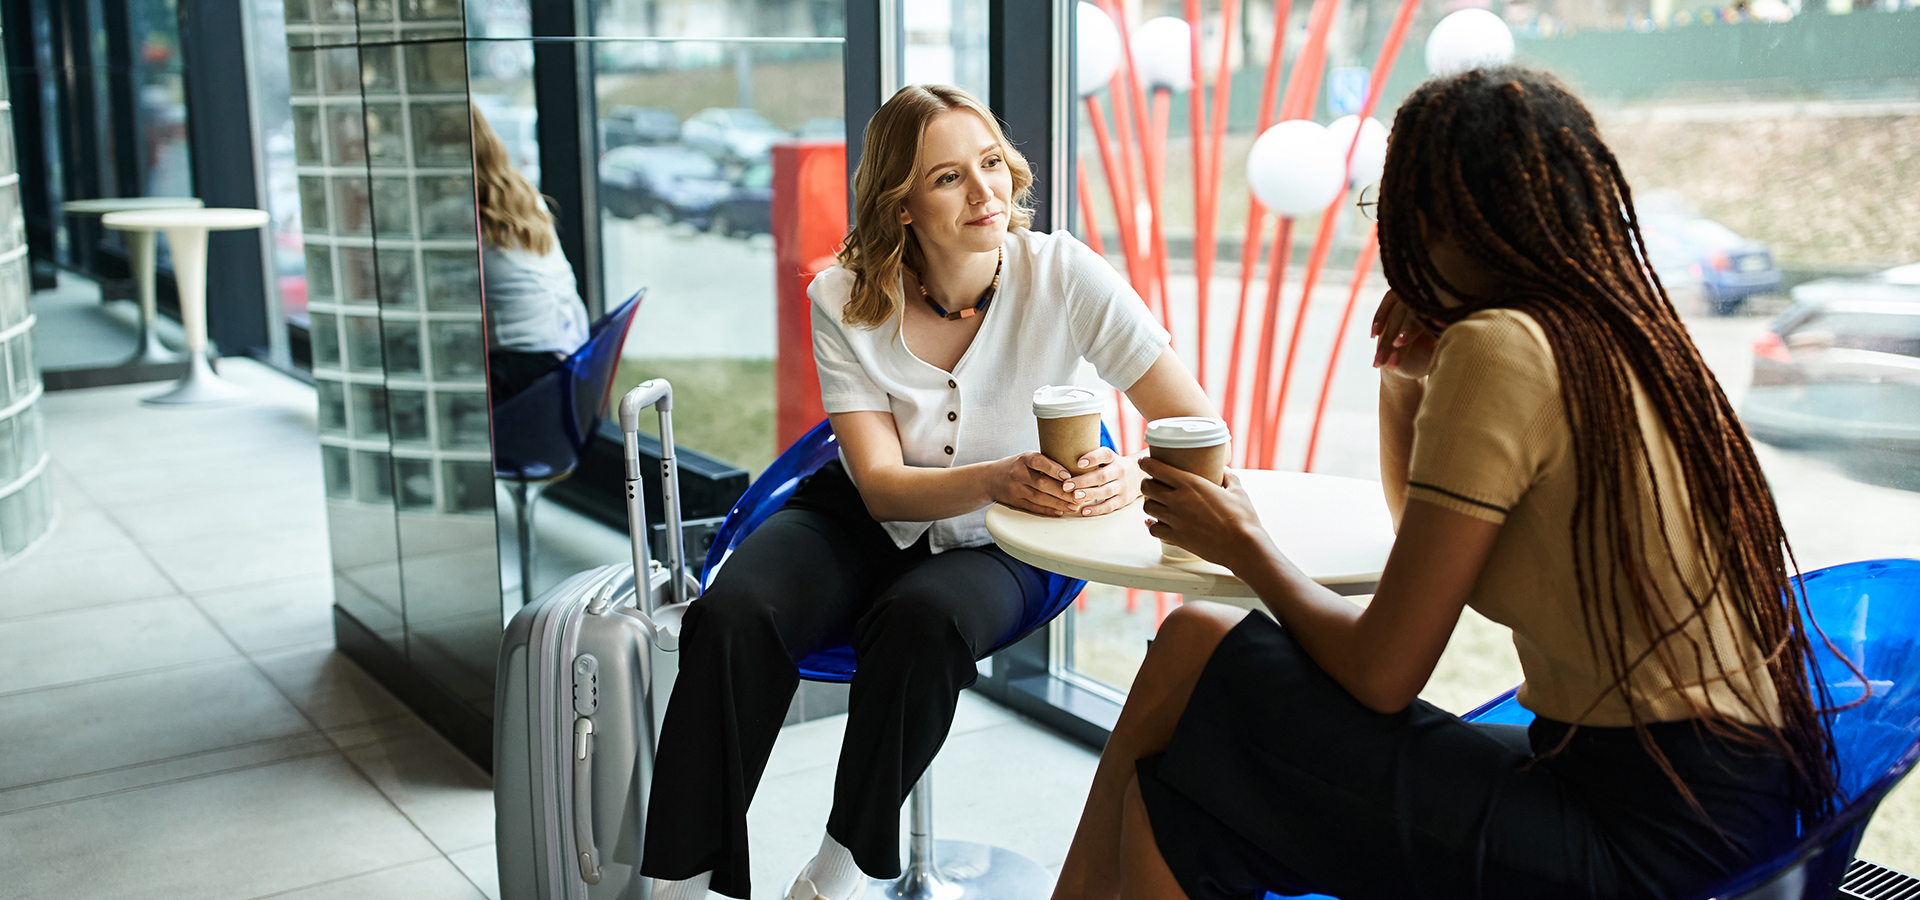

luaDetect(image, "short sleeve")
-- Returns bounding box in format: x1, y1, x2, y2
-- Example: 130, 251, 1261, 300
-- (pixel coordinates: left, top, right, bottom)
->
1059, 236, 1170, 391
1405, 310, 1562, 525
810, 275, 892, 414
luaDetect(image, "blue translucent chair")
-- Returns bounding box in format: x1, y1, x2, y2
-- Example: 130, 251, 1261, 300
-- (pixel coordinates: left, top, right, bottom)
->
493, 290, 645, 609
700, 417, 1115, 899
1273, 558, 1920, 900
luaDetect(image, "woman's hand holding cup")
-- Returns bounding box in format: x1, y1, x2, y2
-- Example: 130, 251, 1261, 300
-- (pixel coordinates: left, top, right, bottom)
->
1140, 461, 1270, 573
990, 448, 1138, 518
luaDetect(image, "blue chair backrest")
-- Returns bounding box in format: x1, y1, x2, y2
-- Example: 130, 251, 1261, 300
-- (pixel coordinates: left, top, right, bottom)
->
493, 290, 645, 481
1274, 557, 1920, 900
701, 417, 1116, 682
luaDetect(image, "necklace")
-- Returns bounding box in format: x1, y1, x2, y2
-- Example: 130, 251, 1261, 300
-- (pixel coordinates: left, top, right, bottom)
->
913, 246, 1003, 321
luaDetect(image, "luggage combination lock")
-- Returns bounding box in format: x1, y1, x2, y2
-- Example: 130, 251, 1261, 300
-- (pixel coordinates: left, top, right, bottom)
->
572, 654, 599, 716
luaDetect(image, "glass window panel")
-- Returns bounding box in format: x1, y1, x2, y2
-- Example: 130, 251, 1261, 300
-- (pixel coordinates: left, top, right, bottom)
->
394, 456, 434, 509
352, 449, 394, 504
321, 445, 353, 499
441, 459, 493, 513
360, 45, 400, 95
363, 104, 407, 167
299, 176, 330, 234
131, 1, 192, 199
0, 257, 24, 330
423, 249, 481, 310
344, 314, 384, 372
317, 379, 349, 433
428, 320, 485, 380
382, 318, 422, 375
16, 406, 42, 466
313, 0, 356, 24
403, 42, 469, 94
359, 0, 397, 23
20, 475, 47, 549
285, 0, 313, 24
326, 106, 367, 166
321, 46, 361, 95
409, 101, 472, 168
339, 248, 378, 304
388, 389, 429, 444
293, 106, 324, 165
434, 391, 490, 450
310, 312, 341, 367
350, 383, 389, 439
332, 177, 373, 236
0, 488, 28, 557
377, 249, 417, 308
9, 332, 33, 398
371, 177, 413, 238
417, 176, 476, 239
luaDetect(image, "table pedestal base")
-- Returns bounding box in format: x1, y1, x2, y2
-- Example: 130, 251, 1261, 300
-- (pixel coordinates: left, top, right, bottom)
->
142, 354, 246, 405
122, 327, 182, 367
867, 840, 1052, 900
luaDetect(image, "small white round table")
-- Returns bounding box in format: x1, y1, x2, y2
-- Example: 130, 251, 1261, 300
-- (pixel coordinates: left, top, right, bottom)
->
62, 197, 205, 366
985, 470, 1398, 610
99, 207, 271, 405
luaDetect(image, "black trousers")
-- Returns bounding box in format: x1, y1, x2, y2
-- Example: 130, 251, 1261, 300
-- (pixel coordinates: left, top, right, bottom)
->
640, 461, 1050, 899
1140, 612, 1798, 900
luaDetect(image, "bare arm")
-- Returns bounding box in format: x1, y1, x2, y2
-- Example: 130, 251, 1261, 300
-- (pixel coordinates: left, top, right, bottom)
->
1142, 461, 1500, 714
1371, 290, 1436, 530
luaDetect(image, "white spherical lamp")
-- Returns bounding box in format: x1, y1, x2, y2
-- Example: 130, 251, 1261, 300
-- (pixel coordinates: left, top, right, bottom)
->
1077, 2, 1122, 96
1424, 8, 1514, 78
1326, 115, 1389, 186
1245, 120, 1345, 217
1129, 16, 1193, 92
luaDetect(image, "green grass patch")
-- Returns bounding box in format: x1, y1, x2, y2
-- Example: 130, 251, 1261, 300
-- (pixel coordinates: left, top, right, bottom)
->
613, 357, 778, 478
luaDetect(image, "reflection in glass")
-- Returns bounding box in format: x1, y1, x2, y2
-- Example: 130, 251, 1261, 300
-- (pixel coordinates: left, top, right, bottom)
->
333, 177, 373, 235
429, 320, 485, 380
424, 249, 481, 309
0, 418, 13, 484
435, 391, 490, 450
344, 314, 385, 372
317, 381, 348, 433
351, 384, 390, 439
310, 312, 340, 367
353, 449, 395, 504
327, 106, 367, 165
389, 389, 430, 444
340, 248, 378, 304
294, 107, 323, 164
401, 0, 463, 23
410, 102, 473, 167
417, 176, 477, 238
365, 105, 408, 166
360, 45, 400, 94
299, 176, 330, 233
395, 457, 435, 508
443, 459, 493, 513
372, 177, 413, 238
321, 445, 353, 498
378, 250, 417, 307
304, 245, 335, 302
383, 320, 423, 375
289, 51, 317, 94
321, 46, 360, 94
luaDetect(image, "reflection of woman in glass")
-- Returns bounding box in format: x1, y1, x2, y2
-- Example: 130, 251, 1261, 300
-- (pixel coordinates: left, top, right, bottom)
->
472, 105, 588, 399
1051, 67, 1840, 900
642, 85, 1214, 900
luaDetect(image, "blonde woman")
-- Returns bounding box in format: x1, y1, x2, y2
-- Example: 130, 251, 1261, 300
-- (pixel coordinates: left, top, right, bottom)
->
472, 104, 588, 398
641, 85, 1214, 900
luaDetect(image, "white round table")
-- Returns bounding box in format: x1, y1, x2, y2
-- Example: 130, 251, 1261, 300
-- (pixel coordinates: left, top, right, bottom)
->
62, 197, 204, 366
985, 470, 1397, 610
99, 208, 270, 405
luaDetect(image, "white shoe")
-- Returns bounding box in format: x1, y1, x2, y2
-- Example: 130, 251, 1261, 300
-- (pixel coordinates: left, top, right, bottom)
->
784, 871, 867, 900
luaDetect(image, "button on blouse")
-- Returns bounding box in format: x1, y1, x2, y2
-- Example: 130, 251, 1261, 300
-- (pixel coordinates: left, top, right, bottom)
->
809, 227, 1170, 553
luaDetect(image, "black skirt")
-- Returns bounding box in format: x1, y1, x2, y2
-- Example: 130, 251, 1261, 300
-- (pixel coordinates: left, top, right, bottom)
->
1137, 611, 1797, 900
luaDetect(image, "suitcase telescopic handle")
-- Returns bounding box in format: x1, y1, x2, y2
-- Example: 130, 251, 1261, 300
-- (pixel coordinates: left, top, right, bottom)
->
618, 380, 691, 618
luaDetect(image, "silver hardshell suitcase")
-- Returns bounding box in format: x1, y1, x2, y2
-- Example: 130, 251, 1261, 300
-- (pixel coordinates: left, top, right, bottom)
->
495, 380, 698, 900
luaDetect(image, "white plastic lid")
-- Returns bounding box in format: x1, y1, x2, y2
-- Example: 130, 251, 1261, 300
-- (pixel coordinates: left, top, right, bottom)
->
1032, 385, 1103, 419
1145, 417, 1231, 448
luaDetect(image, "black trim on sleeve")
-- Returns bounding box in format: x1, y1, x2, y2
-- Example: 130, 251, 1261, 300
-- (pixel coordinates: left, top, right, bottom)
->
1406, 481, 1510, 515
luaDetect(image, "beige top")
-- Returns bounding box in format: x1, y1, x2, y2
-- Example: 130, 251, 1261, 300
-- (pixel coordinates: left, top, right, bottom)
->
1406, 308, 1778, 727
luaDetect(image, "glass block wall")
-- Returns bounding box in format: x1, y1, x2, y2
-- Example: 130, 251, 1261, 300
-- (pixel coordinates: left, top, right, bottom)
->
289, 0, 506, 720
0, 26, 52, 564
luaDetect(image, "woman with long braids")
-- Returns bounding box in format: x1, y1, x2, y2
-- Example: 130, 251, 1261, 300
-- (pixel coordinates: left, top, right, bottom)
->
1051, 67, 1839, 900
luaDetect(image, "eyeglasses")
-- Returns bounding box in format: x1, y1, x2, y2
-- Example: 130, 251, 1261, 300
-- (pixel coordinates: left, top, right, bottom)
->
1356, 182, 1380, 222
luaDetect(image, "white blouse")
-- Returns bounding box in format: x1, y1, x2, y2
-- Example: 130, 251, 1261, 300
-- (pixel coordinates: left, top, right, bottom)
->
809, 227, 1169, 553
483, 241, 590, 355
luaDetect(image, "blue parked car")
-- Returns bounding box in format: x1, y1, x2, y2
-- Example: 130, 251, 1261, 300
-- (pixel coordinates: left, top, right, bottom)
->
709, 161, 772, 238
1638, 211, 1782, 316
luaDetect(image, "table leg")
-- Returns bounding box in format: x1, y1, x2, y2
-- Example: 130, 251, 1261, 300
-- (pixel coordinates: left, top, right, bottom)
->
143, 226, 246, 405
121, 229, 182, 366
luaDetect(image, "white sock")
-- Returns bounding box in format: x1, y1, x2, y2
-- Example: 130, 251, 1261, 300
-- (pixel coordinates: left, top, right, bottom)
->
651, 871, 712, 900
804, 832, 864, 899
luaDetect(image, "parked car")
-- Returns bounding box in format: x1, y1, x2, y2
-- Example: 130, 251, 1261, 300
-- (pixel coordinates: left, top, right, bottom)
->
792, 117, 845, 140
1741, 265, 1920, 489
598, 145, 733, 226
1637, 212, 1780, 315
710, 161, 772, 237
680, 107, 786, 165
600, 106, 681, 150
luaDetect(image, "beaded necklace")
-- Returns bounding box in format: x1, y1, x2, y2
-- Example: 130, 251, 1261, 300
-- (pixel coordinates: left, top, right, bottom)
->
912, 246, 1003, 321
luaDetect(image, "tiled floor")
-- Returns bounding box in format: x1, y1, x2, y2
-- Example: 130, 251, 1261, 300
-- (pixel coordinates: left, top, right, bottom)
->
0, 356, 1097, 900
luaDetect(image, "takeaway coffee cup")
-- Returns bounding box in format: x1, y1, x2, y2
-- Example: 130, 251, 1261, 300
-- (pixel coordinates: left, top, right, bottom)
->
1033, 385, 1104, 478
1145, 417, 1232, 561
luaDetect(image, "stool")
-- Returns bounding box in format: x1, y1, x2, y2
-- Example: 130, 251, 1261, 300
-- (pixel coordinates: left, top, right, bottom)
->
99, 207, 270, 404
61, 196, 204, 366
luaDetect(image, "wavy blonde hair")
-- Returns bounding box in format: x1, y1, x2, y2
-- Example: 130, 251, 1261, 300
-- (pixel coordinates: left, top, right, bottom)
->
838, 85, 1034, 329
471, 104, 556, 255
